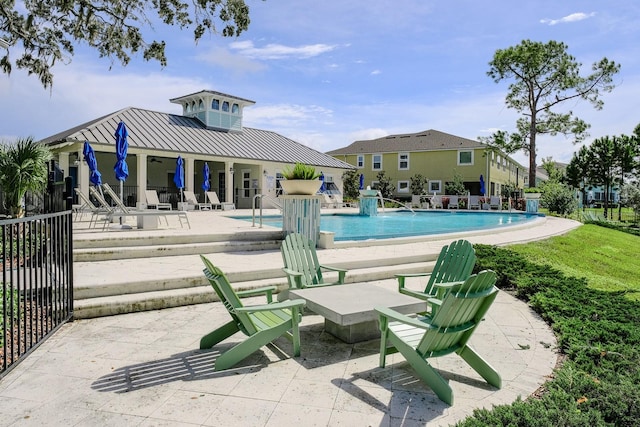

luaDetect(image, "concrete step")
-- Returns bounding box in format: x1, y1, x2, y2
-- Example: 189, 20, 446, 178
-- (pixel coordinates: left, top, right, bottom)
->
73, 239, 282, 261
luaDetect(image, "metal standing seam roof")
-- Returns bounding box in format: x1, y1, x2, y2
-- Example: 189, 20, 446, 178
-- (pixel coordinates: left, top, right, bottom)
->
326, 129, 487, 155
40, 107, 353, 170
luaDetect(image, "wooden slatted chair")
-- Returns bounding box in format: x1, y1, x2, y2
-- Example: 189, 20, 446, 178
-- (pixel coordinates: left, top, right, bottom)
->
396, 239, 475, 302
199, 255, 306, 371
280, 232, 347, 293
376, 270, 501, 405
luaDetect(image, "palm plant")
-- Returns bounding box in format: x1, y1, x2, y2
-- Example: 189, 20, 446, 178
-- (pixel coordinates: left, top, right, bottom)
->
0, 137, 52, 217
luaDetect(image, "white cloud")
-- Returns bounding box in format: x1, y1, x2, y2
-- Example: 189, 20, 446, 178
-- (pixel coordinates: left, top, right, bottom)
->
370, 69, 382, 75
229, 40, 337, 60
244, 104, 333, 129
540, 12, 596, 26
194, 47, 266, 73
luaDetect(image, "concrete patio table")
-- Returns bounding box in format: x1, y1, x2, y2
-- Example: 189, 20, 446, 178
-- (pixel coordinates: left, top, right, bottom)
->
289, 283, 428, 343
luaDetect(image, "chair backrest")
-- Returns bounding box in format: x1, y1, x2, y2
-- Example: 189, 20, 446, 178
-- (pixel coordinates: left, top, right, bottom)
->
449, 196, 458, 205
281, 233, 323, 288
425, 239, 476, 295
183, 190, 198, 204
89, 186, 113, 211
200, 255, 257, 336
102, 183, 130, 212
75, 188, 98, 209
145, 190, 161, 205
490, 196, 500, 206
416, 270, 498, 357
206, 191, 221, 204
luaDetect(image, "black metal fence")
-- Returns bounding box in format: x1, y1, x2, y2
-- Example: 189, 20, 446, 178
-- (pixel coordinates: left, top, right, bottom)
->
1, 211, 73, 378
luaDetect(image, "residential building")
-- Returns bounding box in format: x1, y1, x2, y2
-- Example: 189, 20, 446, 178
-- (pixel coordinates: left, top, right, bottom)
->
41, 90, 352, 209
327, 129, 526, 199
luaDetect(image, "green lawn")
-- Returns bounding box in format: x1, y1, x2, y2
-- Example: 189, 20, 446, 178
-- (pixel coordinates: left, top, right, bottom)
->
509, 224, 640, 299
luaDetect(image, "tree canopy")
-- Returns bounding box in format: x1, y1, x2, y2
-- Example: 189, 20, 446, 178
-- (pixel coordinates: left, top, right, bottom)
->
483, 39, 620, 188
0, 0, 252, 88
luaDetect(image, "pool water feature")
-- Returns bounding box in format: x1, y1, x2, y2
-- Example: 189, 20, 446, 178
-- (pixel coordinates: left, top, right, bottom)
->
237, 210, 542, 241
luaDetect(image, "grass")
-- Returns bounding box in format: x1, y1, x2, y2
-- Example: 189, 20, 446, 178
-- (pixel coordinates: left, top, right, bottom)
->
508, 224, 640, 299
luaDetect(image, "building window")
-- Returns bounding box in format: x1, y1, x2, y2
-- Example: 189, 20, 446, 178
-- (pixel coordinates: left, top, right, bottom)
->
222, 101, 230, 112
242, 170, 251, 198
191, 101, 196, 112
232, 103, 239, 114
371, 180, 380, 190
428, 180, 442, 193
185, 103, 191, 113
398, 180, 410, 193
212, 99, 220, 110
372, 154, 382, 170
357, 155, 364, 168
458, 150, 473, 165
398, 153, 409, 170
198, 100, 204, 110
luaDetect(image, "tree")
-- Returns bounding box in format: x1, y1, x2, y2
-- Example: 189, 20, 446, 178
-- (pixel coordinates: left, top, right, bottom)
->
444, 171, 466, 195
374, 171, 395, 199
620, 182, 640, 223
409, 174, 427, 195
485, 40, 620, 188
0, 0, 251, 88
0, 137, 52, 217
341, 169, 360, 201
612, 134, 640, 221
540, 182, 577, 216
586, 136, 616, 220
565, 146, 589, 209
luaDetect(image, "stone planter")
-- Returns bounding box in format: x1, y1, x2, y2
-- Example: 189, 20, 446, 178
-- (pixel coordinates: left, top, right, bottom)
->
359, 189, 379, 197
524, 193, 541, 200
280, 180, 322, 195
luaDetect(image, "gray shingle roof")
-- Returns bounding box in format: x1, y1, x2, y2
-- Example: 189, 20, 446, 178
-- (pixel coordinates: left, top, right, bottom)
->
40, 107, 352, 169
326, 129, 486, 155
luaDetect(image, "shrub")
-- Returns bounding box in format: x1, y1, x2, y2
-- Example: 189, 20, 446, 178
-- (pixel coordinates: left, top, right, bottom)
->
540, 182, 578, 216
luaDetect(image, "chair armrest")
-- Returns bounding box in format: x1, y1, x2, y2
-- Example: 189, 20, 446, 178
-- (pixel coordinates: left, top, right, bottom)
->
282, 267, 303, 289
319, 264, 347, 283
235, 299, 306, 313
396, 272, 431, 291
431, 280, 465, 299
375, 306, 434, 330
397, 288, 433, 301
236, 286, 277, 303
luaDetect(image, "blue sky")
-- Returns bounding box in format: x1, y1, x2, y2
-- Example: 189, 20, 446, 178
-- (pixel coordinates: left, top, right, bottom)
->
1, 0, 639, 167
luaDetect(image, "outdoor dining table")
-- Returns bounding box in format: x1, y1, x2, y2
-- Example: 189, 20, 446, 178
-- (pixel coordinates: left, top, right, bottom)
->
289, 283, 428, 343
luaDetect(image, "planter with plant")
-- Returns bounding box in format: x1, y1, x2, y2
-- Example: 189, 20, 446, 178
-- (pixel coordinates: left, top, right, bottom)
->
523, 187, 542, 199
280, 162, 322, 195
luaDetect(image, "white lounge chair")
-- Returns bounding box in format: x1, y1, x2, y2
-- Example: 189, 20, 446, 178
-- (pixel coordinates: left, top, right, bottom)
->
145, 190, 172, 210
468, 195, 481, 210
489, 196, 502, 210
183, 190, 211, 210
205, 191, 224, 210
77, 188, 114, 227
448, 195, 459, 209
431, 194, 443, 209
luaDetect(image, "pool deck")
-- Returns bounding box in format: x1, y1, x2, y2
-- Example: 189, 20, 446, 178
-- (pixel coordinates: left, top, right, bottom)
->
0, 209, 582, 426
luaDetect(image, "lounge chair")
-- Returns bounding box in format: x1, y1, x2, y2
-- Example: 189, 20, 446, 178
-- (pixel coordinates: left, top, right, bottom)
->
489, 196, 502, 210
430, 194, 443, 209
468, 195, 481, 210
144, 189, 172, 210
321, 193, 344, 208
99, 183, 190, 230
396, 239, 475, 302
183, 190, 211, 210
376, 270, 501, 405
205, 191, 224, 210
280, 232, 347, 298
77, 188, 114, 227
447, 195, 459, 209
199, 255, 306, 371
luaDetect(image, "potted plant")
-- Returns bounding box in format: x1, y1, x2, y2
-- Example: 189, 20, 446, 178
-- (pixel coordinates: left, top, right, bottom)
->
280, 162, 323, 195
523, 187, 542, 199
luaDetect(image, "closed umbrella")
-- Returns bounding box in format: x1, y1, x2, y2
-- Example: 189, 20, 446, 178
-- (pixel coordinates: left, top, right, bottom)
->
359, 173, 365, 190
319, 172, 326, 193
82, 141, 102, 187
114, 121, 129, 203
479, 174, 485, 196
202, 162, 210, 192
174, 156, 185, 203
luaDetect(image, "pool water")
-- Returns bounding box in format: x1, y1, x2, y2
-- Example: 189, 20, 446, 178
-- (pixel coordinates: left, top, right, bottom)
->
238, 211, 542, 241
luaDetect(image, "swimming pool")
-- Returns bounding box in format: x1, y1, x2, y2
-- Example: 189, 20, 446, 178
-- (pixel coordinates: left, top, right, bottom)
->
236, 210, 542, 241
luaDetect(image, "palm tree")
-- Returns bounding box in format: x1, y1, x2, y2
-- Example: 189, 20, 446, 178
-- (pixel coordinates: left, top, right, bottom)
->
0, 137, 52, 217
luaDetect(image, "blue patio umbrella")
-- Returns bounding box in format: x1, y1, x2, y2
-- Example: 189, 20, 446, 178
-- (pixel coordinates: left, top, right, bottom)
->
82, 141, 102, 187
319, 172, 326, 193
202, 162, 210, 192
174, 156, 185, 202
479, 174, 485, 196
114, 121, 129, 202
359, 173, 365, 190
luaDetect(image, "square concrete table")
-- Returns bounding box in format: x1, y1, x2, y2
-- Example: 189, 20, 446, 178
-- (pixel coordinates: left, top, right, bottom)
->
289, 283, 428, 343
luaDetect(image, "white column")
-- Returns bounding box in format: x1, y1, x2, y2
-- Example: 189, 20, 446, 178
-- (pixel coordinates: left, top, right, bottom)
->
58, 152, 70, 177
78, 149, 89, 198
137, 153, 147, 205
186, 157, 195, 191
225, 161, 234, 204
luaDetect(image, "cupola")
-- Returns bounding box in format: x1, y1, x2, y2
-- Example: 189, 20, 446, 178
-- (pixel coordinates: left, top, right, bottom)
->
169, 90, 255, 132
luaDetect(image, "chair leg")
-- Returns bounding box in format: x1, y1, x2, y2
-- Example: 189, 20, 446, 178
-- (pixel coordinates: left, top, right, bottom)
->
458, 345, 502, 389
200, 320, 239, 349
214, 323, 291, 371
291, 308, 301, 357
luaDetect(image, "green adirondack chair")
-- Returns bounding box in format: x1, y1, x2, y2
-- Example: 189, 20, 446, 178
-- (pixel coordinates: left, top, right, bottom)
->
376, 270, 501, 405
281, 232, 347, 291
396, 239, 475, 300
199, 255, 306, 371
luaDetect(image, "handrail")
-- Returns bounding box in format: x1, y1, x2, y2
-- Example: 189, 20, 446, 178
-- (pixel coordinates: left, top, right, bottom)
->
252, 194, 283, 228
376, 192, 416, 215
